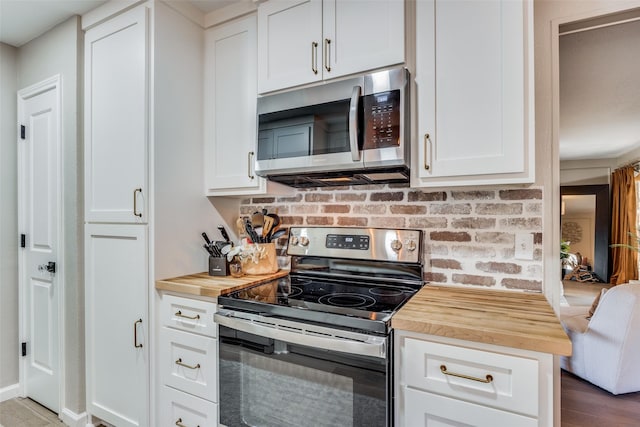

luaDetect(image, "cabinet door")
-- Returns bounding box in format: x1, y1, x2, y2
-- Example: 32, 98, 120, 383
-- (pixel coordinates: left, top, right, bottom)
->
415, 0, 534, 187
85, 224, 148, 427
403, 387, 537, 427
85, 6, 148, 222
205, 16, 265, 195
323, 0, 404, 79
258, 0, 323, 93
159, 386, 218, 427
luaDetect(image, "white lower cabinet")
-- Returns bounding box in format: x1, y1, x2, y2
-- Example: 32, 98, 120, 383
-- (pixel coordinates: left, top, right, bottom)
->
160, 386, 218, 427
158, 293, 218, 426
395, 330, 555, 426
85, 224, 148, 427
404, 387, 537, 427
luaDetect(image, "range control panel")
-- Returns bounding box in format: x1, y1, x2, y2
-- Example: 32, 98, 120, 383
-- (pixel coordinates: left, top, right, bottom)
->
325, 234, 370, 250
287, 227, 422, 263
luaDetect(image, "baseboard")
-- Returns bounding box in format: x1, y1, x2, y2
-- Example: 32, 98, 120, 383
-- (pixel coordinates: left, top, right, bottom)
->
60, 408, 88, 427
0, 383, 19, 402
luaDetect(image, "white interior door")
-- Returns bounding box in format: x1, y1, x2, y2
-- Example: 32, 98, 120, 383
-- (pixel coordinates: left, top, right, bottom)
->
18, 76, 61, 414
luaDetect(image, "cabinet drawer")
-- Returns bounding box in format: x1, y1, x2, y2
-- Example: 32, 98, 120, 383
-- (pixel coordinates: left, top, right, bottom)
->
160, 294, 217, 337
402, 337, 538, 417
402, 386, 537, 427
160, 327, 217, 402
159, 386, 218, 427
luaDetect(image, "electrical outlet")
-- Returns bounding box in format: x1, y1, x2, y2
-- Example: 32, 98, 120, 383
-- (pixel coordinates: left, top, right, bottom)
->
515, 233, 534, 260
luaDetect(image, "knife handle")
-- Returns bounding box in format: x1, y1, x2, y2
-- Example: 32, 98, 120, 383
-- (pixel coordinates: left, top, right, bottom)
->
201, 232, 212, 245
218, 225, 231, 243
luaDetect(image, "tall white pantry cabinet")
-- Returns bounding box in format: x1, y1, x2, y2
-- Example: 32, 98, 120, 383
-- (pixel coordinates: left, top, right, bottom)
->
83, 2, 214, 426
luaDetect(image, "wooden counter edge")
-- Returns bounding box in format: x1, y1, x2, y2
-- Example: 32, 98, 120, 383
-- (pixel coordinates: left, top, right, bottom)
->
392, 284, 573, 356
392, 317, 572, 356
155, 270, 289, 298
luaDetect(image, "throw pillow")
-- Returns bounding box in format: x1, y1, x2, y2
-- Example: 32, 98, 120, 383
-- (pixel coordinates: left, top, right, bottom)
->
587, 288, 607, 319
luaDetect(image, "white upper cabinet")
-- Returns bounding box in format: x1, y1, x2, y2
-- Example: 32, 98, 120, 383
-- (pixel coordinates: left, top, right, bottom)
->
205, 15, 291, 196
258, 0, 404, 94
323, 0, 404, 80
85, 6, 148, 222
258, 0, 323, 93
414, 0, 534, 187
204, 15, 263, 195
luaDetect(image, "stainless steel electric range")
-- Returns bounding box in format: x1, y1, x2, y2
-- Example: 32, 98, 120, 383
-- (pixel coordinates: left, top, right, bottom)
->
215, 227, 424, 427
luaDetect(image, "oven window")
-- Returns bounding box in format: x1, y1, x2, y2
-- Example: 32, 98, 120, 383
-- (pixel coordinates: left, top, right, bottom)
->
219, 326, 387, 427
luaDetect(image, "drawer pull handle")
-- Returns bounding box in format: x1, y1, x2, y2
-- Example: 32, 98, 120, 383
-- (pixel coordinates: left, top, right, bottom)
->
175, 310, 200, 320
176, 358, 201, 370
175, 418, 199, 427
440, 365, 493, 384
133, 318, 143, 348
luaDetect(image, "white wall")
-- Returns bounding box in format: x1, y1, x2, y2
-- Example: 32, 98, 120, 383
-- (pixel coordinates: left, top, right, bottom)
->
16, 16, 85, 414
0, 42, 19, 395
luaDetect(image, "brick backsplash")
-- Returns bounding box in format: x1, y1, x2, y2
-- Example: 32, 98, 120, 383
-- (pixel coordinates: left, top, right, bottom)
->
239, 184, 543, 292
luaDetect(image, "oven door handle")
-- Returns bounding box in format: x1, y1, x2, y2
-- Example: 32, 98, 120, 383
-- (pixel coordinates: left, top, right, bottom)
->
214, 312, 386, 359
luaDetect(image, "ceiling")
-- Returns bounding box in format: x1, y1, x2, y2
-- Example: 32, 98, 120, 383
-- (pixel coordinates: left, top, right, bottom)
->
0, 0, 236, 47
559, 16, 640, 161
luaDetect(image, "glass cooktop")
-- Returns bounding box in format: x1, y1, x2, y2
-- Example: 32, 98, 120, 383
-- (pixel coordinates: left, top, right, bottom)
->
218, 275, 419, 334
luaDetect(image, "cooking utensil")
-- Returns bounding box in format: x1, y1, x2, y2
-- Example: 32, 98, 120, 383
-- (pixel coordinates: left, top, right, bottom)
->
218, 225, 231, 243
236, 218, 246, 238
251, 211, 264, 229
269, 228, 287, 241
266, 213, 280, 237
262, 215, 275, 239
244, 219, 260, 244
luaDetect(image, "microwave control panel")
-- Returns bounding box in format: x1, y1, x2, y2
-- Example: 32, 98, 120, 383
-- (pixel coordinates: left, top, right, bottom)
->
363, 89, 401, 149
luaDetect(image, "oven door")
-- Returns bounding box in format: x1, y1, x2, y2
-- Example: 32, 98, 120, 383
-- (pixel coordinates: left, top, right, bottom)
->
215, 309, 390, 427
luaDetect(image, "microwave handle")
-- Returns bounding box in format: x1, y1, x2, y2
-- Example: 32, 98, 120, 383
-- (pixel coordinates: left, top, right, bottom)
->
349, 85, 362, 161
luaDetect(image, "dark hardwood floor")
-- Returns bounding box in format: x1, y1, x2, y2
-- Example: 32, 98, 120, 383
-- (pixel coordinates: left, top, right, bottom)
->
561, 370, 640, 426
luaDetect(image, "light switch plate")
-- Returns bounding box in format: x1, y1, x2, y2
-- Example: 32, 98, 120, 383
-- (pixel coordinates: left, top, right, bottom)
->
515, 232, 534, 260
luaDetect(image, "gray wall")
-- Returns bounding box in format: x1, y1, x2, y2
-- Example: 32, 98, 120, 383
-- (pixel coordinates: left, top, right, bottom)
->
0, 42, 19, 393
16, 16, 85, 413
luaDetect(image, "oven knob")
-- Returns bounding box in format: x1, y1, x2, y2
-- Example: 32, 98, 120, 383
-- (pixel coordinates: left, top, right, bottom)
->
299, 236, 310, 247
390, 239, 403, 252
405, 239, 417, 252
290, 236, 299, 246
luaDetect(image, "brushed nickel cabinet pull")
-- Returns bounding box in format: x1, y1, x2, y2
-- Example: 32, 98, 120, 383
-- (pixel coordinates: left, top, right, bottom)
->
175, 358, 201, 370
423, 133, 431, 171
247, 151, 255, 180
175, 418, 200, 427
324, 38, 331, 72
175, 310, 200, 320
440, 364, 493, 383
311, 41, 318, 74
133, 188, 142, 217
134, 318, 143, 348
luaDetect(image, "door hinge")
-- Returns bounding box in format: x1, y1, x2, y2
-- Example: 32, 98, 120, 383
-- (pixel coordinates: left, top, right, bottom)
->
20, 234, 26, 248
21, 342, 27, 357
20, 125, 26, 140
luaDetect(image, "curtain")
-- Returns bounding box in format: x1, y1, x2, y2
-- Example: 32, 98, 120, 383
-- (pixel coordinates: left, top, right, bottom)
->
610, 166, 638, 285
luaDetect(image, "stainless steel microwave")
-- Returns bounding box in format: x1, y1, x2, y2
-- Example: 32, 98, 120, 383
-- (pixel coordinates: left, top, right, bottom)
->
255, 67, 410, 187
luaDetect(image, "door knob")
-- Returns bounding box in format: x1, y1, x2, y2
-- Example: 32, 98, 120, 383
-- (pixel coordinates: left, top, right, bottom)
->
38, 262, 56, 273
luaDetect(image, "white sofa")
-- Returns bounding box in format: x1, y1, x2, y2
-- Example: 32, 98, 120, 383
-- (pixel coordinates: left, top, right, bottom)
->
560, 283, 640, 395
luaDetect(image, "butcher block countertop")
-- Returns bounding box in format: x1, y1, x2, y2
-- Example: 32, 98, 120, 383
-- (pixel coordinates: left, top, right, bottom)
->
392, 285, 572, 356
155, 270, 289, 298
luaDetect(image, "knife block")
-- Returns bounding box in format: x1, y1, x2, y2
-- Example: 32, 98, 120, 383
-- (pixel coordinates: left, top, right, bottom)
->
208, 256, 229, 276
